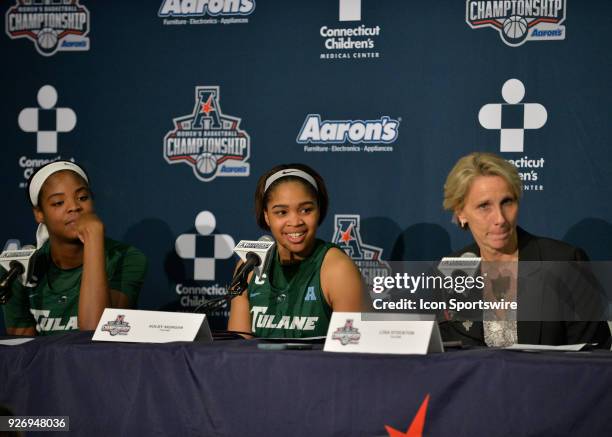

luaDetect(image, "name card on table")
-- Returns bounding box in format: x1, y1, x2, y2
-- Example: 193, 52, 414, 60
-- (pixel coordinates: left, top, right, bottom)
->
323, 312, 443, 355
92, 308, 212, 343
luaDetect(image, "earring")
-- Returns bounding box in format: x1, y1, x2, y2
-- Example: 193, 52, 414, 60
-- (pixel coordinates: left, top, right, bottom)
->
460, 220, 467, 228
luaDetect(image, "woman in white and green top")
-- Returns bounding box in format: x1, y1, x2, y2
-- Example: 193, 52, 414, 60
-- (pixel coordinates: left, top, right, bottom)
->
2, 161, 147, 336
228, 164, 363, 338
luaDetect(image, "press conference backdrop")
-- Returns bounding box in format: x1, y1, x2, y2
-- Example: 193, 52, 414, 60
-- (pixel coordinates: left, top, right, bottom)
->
2, 0, 612, 334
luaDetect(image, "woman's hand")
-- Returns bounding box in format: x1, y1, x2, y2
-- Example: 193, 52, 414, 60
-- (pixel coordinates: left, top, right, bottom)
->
76, 212, 109, 330
74, 212, 105, 245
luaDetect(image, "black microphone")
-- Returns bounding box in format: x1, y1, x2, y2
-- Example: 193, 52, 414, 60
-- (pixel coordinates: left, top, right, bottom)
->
437, 252, 481, 280
229, 252, 259, 289
229, 236, 275, 294
0, 245, 37, 305
436, 252, 482, 321
192, 236, 276, 314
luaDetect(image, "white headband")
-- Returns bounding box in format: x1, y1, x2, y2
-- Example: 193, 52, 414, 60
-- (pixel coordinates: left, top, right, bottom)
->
29, 161, 89, 207
264, 169, 318, 193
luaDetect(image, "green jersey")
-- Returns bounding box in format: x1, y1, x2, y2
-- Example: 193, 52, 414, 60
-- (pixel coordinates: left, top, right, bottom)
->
2, 238, 147, 335
248, 239, 334, 338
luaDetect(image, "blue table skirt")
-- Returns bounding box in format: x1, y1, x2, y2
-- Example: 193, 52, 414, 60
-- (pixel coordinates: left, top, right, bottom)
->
1, 332, 611, 436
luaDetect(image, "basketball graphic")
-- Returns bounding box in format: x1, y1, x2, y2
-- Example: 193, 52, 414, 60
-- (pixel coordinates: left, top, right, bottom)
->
502, 16, 528, 44
196, 153, 218, 178
6, 1, 90, 56
37, 28, 59, 51
163, 86, 251, 182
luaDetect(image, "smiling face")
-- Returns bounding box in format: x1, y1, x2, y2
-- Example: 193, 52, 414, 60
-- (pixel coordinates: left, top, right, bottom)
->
33, 170, 93, 243
456, 175, 519, 259
264, 180, 320, 263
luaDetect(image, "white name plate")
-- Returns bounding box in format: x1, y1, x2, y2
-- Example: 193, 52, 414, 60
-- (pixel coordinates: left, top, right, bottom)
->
324, 312, 443, 355
92, 308, 212, 343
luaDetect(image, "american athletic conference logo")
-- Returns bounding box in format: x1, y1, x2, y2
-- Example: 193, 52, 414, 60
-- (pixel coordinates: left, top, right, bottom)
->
163, 86, 251, 182
465, 0, 566, 47
332, 214, 392, 290
5, 0, 90, 56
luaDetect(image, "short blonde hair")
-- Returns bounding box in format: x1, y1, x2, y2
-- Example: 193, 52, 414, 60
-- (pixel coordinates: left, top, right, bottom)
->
443, 152, 522, 222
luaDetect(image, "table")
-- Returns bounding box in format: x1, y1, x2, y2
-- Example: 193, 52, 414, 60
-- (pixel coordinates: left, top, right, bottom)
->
1, 332, 611, 436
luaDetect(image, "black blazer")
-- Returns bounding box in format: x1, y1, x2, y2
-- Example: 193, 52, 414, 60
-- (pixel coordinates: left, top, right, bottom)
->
440, 227, 611, 346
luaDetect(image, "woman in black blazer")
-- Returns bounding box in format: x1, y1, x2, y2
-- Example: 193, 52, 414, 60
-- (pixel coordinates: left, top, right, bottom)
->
441, 152, 610, 347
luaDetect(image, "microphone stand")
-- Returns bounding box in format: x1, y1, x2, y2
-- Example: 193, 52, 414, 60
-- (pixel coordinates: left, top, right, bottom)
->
192, 270, 250, 314
0, 261, 24, 305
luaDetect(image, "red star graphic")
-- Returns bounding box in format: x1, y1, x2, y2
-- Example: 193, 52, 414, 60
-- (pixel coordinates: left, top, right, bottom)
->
385, 394, 430, 437
340, 225, 354, 243
200, 95, 215, 116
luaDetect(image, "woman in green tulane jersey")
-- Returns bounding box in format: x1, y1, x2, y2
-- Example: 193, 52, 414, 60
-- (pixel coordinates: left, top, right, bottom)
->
228, 164, 363, 338
2, 161, 147, 336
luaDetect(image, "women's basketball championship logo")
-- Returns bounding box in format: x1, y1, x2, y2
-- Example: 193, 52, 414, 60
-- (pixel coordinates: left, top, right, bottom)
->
332, 214, 392, 296
5, 0, 90, 56
101, 315, 131, 336
332, 319, 361, 345
465, 0, 566, 47
163, 86, 251, 182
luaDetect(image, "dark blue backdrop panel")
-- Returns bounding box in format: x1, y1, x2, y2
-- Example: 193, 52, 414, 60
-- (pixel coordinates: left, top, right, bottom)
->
2, 1, 612, 333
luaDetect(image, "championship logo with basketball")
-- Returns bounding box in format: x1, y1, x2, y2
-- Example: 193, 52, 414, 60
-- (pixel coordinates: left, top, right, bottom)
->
332, 319, 361, 345
163, 86, 250, 182
465, 0, 566, 47
5, 0, 90, 56
332, 214, 392, 291
101, 315, 131, 336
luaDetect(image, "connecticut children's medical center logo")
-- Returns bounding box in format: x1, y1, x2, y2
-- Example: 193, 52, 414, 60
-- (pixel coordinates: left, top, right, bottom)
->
465, 0, 566, 47
479, 78, 547, 153
163, 86, 250, 182
16, 85, 77, 188
175, 211, 235, 281
318, 0, 382, 61
478, 78, 547, 192
5, 0, 90, 56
